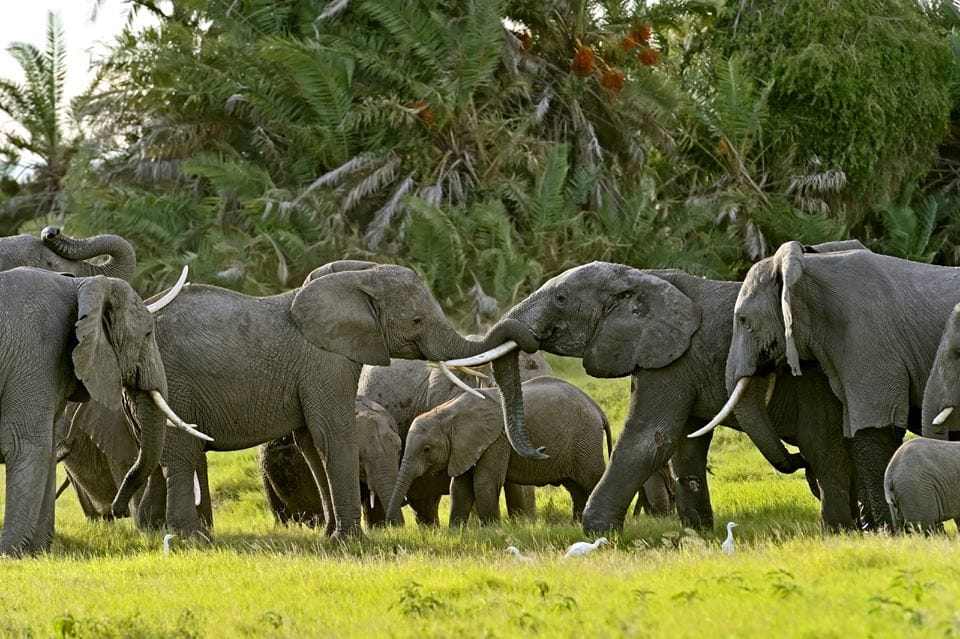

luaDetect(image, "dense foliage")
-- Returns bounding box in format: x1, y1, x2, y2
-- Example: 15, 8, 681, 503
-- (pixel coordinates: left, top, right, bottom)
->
2, 0, 960, 317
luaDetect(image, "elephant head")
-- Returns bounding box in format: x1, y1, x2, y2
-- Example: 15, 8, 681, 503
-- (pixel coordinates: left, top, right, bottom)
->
386, 390, 503, 521
0, 227, 136, 280
356, 398, 402, 519
296, 260, 543, 460
923, 303, 960, 438
487, 261, 701, 465
71, 274, 204, 517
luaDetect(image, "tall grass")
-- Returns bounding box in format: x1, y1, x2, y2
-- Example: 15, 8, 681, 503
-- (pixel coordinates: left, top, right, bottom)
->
0, 356, 952, 637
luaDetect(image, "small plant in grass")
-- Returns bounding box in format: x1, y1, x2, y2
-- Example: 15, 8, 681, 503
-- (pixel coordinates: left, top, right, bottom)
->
394, 581, 445, 617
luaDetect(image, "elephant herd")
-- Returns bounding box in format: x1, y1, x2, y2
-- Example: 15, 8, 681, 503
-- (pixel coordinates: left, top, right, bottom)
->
3, 230, 960, 556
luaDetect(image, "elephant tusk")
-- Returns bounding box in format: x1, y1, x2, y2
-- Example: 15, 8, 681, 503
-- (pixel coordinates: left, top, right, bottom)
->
370, 491, 376, 509
438, 362, 486, 399
146, 265, 189, 314
764, 373, 777, 406
194, 472, 202, 506
441, 340, 518, 368
688, 377, 751, 438
150, 391, 214, 442
933, 406, 955, 426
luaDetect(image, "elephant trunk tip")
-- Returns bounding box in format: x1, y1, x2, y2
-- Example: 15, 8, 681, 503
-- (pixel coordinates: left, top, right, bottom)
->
41, 226, 60, 241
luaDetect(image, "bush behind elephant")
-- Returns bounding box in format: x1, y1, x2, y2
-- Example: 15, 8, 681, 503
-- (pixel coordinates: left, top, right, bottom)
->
259, 397, 401, 529
387, 376, 612, 524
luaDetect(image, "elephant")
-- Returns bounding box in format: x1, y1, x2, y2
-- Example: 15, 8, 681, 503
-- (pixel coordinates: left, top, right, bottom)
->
632, 463, 676, 518
387, 376, 612, 524
884, 438, 960, 533
259, 397, 401, 529
0, 268, 201, 555
922, 302, 960, 438
84, 259, 538, 540
706, 240, 960, 528
0, 226, 136, 280
356, 350, 552, 525
490, 254, 858, 534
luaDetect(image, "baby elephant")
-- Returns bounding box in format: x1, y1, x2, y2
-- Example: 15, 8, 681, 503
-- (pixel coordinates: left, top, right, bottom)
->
884, 438, 960, 533
260, 398, 402, 530
386, 376, 611, 525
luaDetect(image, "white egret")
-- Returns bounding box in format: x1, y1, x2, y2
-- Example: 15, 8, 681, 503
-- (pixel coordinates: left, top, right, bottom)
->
563, 537, 607, 558
163, 534, 175, 554
505, 546, 532, 562
721, 522, 737, 556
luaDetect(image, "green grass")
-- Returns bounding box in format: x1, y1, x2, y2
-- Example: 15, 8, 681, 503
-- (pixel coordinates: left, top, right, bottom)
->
0, 355, 955, 637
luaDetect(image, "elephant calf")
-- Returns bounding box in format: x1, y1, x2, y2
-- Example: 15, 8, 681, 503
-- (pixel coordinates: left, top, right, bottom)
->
259, 398, 402, 530
387, 376, 611, 525
884, 438, 960, 533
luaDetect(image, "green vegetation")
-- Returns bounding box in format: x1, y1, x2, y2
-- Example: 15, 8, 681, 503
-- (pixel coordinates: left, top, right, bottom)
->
0, 357, 956, 638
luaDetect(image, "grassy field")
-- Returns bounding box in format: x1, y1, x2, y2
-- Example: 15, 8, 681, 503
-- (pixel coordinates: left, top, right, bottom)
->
0, 355, 956, 637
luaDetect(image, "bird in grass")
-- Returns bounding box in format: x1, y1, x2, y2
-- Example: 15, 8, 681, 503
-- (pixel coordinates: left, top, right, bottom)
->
564, 537, 607, 558
721, 522, 737, 556
163, 534, 175, 554
505, 546, 533, 562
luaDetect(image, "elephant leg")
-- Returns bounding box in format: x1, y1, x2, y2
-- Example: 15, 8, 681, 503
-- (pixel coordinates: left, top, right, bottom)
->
135, 468, 167, 530
473, 440, 509, 524
293, 427, 335, 537
849, 426, 903, 530
410, 496, 441, 526
25, 455, 58, 554
504, 483, 536, 520
564, 482, 590, 521
162, 435, 208, 540
581, 377, 694, 534
302, 388, 363, 539
449, 473, 475, 526
671, 421, 714, 530
195, 454, 213, 528
263, 472, 291, 525
0, 406, 57, 556
640, 465, 676, 517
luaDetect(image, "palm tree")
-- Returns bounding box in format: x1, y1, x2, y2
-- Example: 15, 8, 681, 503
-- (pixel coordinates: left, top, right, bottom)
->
0, 11, 74, 233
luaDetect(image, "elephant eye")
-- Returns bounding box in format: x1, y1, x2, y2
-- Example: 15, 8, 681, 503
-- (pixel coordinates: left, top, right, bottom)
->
422, 445, 431, 453
412, 316, 422, 326
738, 314, 753, 333
555, 291, 567, 306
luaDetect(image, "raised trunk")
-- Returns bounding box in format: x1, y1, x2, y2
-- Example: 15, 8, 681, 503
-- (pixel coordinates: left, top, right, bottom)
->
41, 227, 137, 281
730, 377, 806, 474
112, 388, 165, 517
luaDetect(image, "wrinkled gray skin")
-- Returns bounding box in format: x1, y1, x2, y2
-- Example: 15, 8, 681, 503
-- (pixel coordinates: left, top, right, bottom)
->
357, 351, 552, 525
884, 438, 960, 533
55, 401, 213, 527
496, 258, 855, 534
259, 398, 402, 530
0, 269, 168, 556
387, 377, 611, 524
118, 260, 536, 540
922, 303, 960, 440
633, 464, 676, 517
0, 226, 136, 280
726, 241, 960, 528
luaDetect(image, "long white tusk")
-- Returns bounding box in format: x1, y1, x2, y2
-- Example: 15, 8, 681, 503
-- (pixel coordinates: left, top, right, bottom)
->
146, 265, 189, 313
441, 340, 518, 368
370, 491, 376, 509
438, 362, 485, 399
764, 373, 777, 406
193, 472, 202, 506
933, 406, 955, 426
688, 377, 751, 438
151, 390, 214, 442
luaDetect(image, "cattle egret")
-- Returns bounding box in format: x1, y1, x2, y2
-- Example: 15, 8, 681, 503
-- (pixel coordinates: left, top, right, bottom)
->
722, 522, 737, 556
163, 534, 175, 554
505, 546, 532, 562
564, 537, 607, 558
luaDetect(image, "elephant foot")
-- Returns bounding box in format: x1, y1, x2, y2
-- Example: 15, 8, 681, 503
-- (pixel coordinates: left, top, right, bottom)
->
329, 526, 364, 544
581, 511, 625, 535
172, 519, 213, 543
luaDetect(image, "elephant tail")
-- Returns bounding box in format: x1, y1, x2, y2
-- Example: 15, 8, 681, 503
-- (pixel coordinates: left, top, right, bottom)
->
883, 480, 905, 535
601, 411, 612, 458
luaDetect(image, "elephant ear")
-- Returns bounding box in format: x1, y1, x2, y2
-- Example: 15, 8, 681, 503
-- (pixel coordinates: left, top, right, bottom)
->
803, 239, 868, 254
302, 260, 379, 285
73, 401, 140, 465
583, 269, 701, 377
73, 277, 124, 410
448, 392, 504, 477
291, 269, 390, 365
773, 241, 805, 376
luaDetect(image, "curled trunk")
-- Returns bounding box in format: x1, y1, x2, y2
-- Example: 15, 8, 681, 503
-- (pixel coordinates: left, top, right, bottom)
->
41, 227, 137, 281
730, 377, 806, 474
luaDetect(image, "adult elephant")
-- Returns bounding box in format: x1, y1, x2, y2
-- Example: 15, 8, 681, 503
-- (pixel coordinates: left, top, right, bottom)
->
118, 260, 537, 540
922, 303, 960, 438
0, 268, 203, 555
0, 226, 136, 280
488, 252, 857, 534
700, 241, 960, 528
357, 350, 552, 525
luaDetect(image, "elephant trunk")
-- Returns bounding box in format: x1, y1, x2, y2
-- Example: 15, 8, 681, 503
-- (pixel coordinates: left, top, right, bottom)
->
41, 227, 137, 281
727, 376, 806, 474
367, 465, 401, 527
386, 459, 426, 525
492, 350, 547, 460
112, 388, 165, 517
